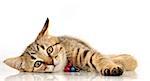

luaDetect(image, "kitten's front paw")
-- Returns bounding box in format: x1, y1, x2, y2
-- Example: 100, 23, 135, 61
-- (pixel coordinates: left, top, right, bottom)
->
101, 65, 124, 76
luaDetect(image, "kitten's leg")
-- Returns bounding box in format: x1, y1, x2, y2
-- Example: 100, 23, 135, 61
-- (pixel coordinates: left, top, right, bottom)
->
92, 53, 124, 76
108, 54, 137, 71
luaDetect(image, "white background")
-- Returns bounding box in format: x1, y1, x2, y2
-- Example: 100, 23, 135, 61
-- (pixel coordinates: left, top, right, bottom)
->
0, 0, 150, 81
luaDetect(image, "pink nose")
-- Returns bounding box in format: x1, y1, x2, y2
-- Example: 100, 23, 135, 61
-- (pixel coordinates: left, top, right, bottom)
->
45, 56, 54, 65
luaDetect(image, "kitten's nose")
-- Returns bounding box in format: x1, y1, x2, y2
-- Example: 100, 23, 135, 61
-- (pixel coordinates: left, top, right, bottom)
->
46, 56, 54, 65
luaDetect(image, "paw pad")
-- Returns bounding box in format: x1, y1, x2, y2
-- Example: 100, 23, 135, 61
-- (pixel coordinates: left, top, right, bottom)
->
101, 67, 123, 76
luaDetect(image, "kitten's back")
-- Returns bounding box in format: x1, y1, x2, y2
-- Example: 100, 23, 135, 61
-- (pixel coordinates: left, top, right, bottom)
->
58, 36, 91, 49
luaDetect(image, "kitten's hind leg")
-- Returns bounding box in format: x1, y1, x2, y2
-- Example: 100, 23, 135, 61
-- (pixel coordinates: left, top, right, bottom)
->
108, 54, 137, 71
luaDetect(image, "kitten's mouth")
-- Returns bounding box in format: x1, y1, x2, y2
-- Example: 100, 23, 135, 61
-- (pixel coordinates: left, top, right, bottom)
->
54, 61, 59, 66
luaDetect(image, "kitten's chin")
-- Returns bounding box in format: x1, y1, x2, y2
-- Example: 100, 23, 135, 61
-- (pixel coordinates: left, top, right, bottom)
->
53, 60, 67, 72
53, 66, 64, 72
53, 58, 67, 72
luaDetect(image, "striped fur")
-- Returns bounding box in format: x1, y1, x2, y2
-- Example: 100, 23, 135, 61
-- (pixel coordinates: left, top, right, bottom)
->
4, 18, 137, 76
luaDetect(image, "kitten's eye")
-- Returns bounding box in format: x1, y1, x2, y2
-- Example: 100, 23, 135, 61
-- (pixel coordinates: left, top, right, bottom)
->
47, 46, 53, 54
34, 61, 43, 68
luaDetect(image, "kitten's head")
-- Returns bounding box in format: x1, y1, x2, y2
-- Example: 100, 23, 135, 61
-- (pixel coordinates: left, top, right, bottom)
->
4, 18, 67, 72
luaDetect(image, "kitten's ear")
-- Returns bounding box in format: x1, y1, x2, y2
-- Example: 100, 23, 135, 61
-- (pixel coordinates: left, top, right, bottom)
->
4, 56, 22, 70
36, 18, 50, 40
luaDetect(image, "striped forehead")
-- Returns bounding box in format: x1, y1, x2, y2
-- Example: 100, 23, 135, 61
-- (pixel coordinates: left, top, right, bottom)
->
24, 41, 61, 61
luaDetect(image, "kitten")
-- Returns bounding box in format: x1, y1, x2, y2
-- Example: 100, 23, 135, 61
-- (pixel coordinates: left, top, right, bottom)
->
4, 18, 137, 76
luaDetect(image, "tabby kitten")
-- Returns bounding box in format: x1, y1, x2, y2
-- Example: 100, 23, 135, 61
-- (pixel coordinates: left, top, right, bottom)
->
4, 18, 137, 76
